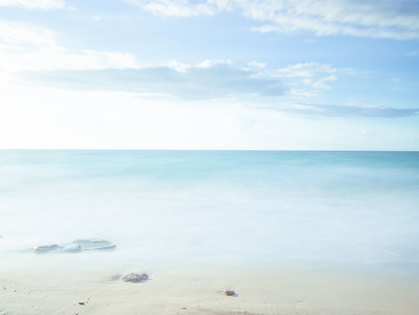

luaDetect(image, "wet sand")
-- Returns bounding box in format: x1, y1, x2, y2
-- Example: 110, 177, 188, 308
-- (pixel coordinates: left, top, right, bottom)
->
1, 257, 419, 315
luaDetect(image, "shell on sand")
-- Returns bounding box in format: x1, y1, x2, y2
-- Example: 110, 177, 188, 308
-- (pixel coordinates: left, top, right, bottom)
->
223, 290, 235, 296
122, 273, 149, 283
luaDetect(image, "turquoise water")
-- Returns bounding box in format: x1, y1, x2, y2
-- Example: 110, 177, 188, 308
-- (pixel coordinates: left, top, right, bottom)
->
1, 150, 419, 272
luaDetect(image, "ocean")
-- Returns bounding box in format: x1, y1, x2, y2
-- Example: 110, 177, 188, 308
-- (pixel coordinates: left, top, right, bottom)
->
1, 150, 419, 274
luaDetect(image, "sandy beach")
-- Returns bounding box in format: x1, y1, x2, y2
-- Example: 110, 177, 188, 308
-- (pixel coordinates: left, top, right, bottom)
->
1, 255, 419, 315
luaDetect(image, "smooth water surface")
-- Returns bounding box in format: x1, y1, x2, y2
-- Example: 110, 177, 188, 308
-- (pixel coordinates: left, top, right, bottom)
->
1, 150, 419, 272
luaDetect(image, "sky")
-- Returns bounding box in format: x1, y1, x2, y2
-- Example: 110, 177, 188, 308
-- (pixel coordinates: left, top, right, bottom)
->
0, 0, 418, 150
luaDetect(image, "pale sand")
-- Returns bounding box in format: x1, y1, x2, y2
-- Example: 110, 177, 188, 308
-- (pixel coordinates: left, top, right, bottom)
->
1, 258, 419, 315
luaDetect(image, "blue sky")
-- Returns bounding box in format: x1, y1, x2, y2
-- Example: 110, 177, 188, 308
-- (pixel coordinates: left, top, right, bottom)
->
0, 0, 418, 150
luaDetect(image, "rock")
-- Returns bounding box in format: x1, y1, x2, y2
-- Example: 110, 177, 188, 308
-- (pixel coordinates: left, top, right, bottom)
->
84, 244, 116, 251
121, 273, 148, 283
72, 238, 111, 246
72, 238, 116, 251
78, 302, 85, 305
223, 290, 235, 296
62, 243, 82, 253
33, 244, 61, 254
33, 238, 116, 254
33, 243, 81, 254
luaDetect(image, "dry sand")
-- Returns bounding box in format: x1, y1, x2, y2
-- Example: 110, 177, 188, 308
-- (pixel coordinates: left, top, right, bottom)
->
1, 257, 419, 315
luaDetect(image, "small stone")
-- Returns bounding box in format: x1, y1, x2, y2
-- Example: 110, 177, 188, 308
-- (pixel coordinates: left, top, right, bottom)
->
78, 302, 85, 305
121, 273, 148, 283
223, 290, 235, 296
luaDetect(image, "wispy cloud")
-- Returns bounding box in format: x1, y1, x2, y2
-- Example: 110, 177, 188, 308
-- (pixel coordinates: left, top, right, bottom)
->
277, 62, 353, 96
125, 0, 419, 40
302, 75, 337, 90
267, 103, 419, 118
0, 0, 66, 10
0, 18, 56, 46
124, 0, 218, 17
0, 19, 138, 72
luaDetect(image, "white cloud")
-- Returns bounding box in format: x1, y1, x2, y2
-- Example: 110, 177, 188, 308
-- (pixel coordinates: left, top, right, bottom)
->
408, 51, 419, 56
0, 0, 66, 10
162, 59, 237, 72
125, 0, 419, 40
303, 75, 338, 90
277, 62, 353, 78
0, 19, 139, 72
196, 59, 234, 68
247, 61, 266, 68
391, 77, 401, 83
163, 60, 192, 73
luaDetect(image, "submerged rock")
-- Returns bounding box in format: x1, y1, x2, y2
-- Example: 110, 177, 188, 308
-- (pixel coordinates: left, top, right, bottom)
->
72, 238, 116, 251
62, 243, 82, 253
33, 238, 115, 254
85, 244, 116, 251
223, 290, 235, 296
33, 244, 61, 254
72, 238, 110, 245
121, 273, 148, 283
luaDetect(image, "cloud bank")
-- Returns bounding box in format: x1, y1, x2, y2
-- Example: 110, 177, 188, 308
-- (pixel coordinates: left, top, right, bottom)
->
23, 60, 285, 100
